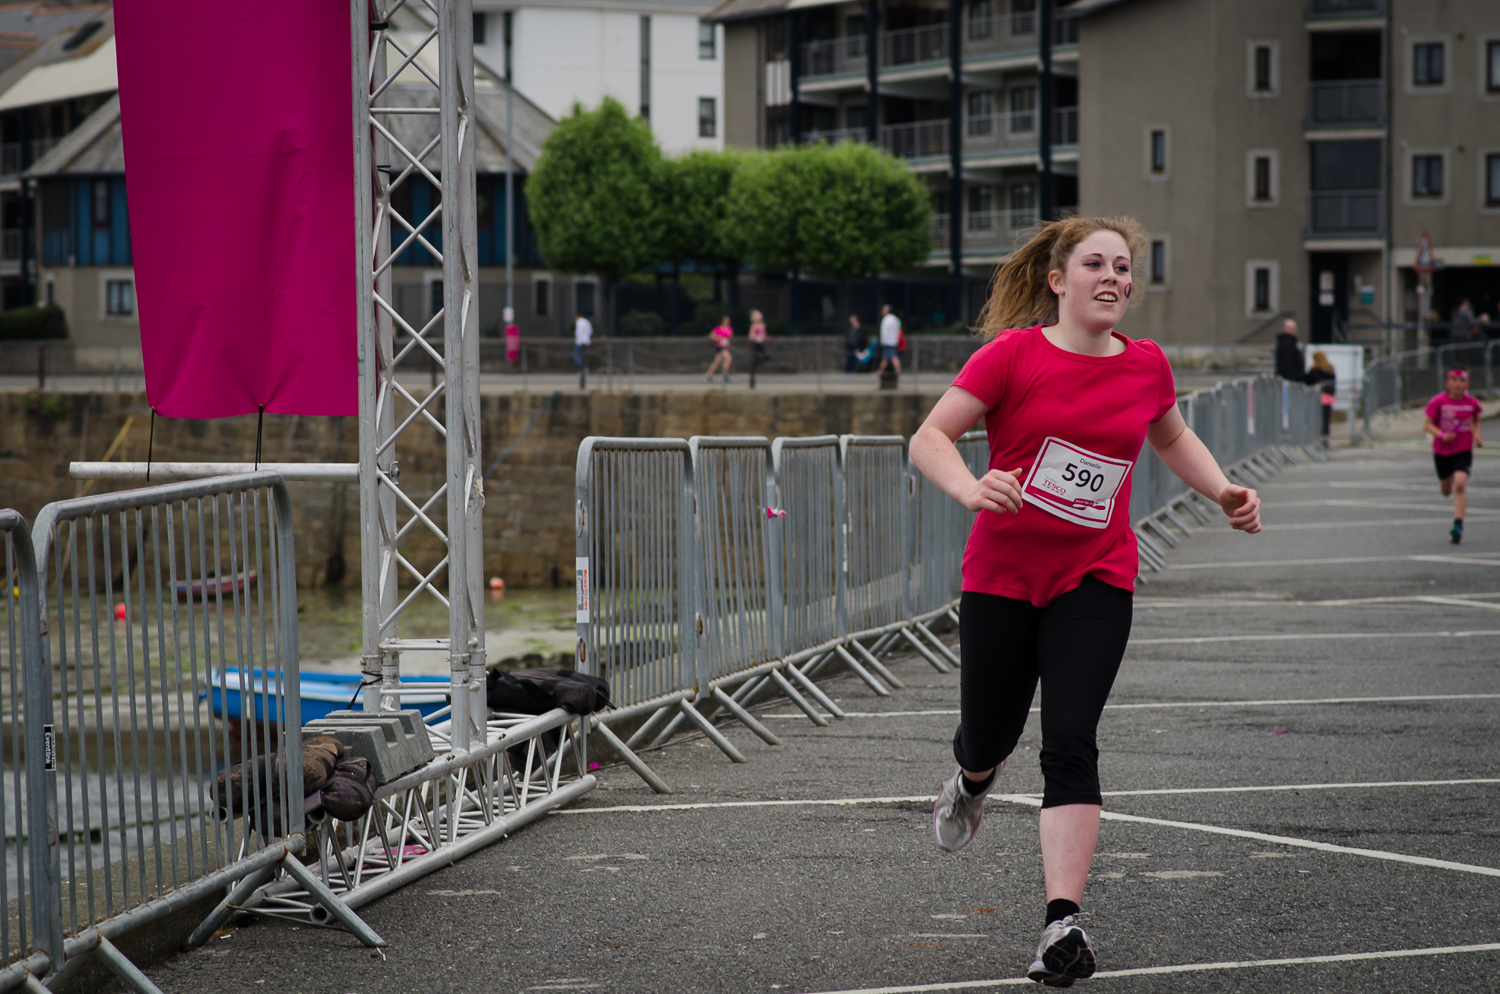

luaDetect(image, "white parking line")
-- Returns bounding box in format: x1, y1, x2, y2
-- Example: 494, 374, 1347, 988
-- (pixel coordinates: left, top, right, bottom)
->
558, 778, 1498, 815
1137, 592, 1500, 608
1167, 555, 1500, 570
1130, 630, 1500, 645
1268, 499, 1500, 513
1263, 517, 1500, 531
760, 692, 1500, 720
793, 943, 1500, 993
996, 794, 1500, 879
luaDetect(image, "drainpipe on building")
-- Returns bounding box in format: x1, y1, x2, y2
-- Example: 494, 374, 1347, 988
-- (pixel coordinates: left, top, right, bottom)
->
948, 0, 963, 322
1383, 0, 1395, 355
789, 12, 801, 144
867, 0, 880, 319
1038, 0, 1053, 222
18, 112, 33, 306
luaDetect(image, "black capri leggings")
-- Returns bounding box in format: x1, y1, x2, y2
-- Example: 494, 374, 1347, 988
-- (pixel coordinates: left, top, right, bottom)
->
953, 576, 1133, 808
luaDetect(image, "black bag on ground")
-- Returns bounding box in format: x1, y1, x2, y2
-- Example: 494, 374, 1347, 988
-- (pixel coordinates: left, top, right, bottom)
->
485, 667, 611, 716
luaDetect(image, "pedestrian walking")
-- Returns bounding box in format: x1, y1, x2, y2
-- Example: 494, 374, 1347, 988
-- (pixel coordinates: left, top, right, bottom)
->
1303, 350, 1336, 437
874, 304, 902, 381
1424, 366, 1484, 544
845, 313, 867, 373
706, 315, 734, 383
572, 313, 592, 388
909, 215, 1262, 987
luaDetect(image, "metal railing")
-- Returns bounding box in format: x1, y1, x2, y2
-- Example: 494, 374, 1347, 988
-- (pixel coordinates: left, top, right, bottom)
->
1309, 190, 1381, 236
800, 35, 867, 77
1361, 342, 1500, 435
1308, 0, 1380, 16
881, 23, 948, 67
1308, 80, 1382, 126
0, 137, 63, 177
578, 385, 1327, 790
932, 209, 1038, 251
881, 119, 950, 159
0, 474, 383, 990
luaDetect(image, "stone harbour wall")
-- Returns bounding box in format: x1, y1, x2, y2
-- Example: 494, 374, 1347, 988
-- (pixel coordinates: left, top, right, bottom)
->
0, 389, 945, 589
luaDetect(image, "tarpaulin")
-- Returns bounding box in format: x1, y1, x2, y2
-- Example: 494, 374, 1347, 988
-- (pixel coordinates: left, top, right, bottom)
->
114, 3, 356, 418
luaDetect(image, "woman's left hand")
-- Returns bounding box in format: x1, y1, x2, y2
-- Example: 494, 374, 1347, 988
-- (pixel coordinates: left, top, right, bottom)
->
1218, 484, 1261, 533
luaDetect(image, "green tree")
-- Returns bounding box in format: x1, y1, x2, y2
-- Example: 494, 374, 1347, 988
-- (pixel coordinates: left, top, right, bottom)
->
653, 148, 744, 331
725, 142, 931, 279
527, 98, 662, 327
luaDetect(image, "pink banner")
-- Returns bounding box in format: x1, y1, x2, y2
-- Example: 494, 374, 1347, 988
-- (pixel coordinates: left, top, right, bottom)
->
114, 3, 356, 418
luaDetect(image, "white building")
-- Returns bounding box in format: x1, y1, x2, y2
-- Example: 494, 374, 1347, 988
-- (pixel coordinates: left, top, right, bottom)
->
475, 0, 724, 155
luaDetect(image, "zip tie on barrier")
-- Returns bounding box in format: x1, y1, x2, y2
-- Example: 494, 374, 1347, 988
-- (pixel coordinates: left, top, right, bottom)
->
764, 507, 787, 517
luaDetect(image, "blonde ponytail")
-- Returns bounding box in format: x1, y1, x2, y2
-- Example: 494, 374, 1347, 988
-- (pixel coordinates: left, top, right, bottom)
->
974, 214, 1147, 340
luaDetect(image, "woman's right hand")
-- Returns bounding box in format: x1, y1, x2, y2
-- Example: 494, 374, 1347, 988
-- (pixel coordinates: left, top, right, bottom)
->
962, 467, 1026, 514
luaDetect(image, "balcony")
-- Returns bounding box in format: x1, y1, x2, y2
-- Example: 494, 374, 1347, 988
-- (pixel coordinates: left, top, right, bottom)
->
1307, 0, 1381, 18
801, 14, 1077, 80
1, 228, 19, 262
881, 119, 950, 159
811, 107, 1077, 161
0, 137, 62, 177
1308, 190, 1381, 236
1308, 80, 1382, 127
933, 209, 1039, 251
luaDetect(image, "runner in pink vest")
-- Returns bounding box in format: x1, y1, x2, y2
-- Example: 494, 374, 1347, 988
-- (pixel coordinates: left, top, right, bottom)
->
1424, 367, 1484, 544
910, 216, 1262, 986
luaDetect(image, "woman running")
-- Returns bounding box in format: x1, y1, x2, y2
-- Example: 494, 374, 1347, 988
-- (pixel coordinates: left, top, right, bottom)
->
706, 315, 734, 383
909, 216, 1262, 987
1424, 366, 1483, 544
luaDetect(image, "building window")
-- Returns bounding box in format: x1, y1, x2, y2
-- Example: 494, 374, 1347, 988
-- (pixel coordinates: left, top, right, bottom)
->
967, 185, 995, 229
639, 16, 651, 121
576, 281, 596, 317
1246, 261, 1278, 316
472, 11, 486, 45
1253, 156, 1272, 202
1150, 239, 1167, 285
1011, 0, 1036, 37
845, 105, 865, 131
534, 279, 550, 316
92, 180, 110, 227
1413, 41, 1444, 86
698, 21, 715, 59
1412, 154, 1444, 197
1488, 154, 1500, 206
106, 279, 134, 316
1252, 43, 1274, 93
1009, 181, 1036, 216
846, 16, 866, 56
1488, 41, 1500, 92
1008, 85, 1036, 133
967, 91, 994, 136
1148, 128, 1168, 175
968, 0, 994, 40
698, 97, 717, 138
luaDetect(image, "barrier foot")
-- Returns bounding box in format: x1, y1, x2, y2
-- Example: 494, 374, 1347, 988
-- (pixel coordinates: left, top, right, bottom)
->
913, 622, 961, 669
1142, 518, 1179, 548
624, 701, 680, 751
649, 707, 695, 749
711, 687, 782, 745
785, 664, 848, 719
800, 651, 836, 681
93, 935, 167, 994
847, 640, 905, 689
280, 857, 387, 947
1177, 496, 1211, 525
899, 627, 952, 674
675, 700, 747, 762
947, 608, 961, 628
868, 630, 901, 659
185, 865, 276, 948
768, 668, 830, 726
20, 974, 47, 994
593, 718, 673, 793
832, 644, 891, 696
1162, 506, 1194, 537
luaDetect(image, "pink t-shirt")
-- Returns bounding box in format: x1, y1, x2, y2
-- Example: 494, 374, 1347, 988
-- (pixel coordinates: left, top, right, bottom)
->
1426, 391, 1483, 456
951, 325, 1178, 606
712, 324, 732, 348
749, 322, 767, 344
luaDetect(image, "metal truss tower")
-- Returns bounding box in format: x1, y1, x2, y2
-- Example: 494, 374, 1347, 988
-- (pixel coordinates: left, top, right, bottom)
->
350, 0, 486, 751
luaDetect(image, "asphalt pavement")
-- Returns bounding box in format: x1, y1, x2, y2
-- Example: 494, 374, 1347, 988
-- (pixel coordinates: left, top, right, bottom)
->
146, 436, 1500, 994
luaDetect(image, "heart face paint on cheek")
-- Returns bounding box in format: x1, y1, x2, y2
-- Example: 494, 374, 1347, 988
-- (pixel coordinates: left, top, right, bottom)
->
1123, 282, 1133, 300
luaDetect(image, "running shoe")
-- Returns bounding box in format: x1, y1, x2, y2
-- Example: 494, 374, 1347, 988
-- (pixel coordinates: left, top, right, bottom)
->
931, 763, 1003, 853
1027, 915, 1096, 987
1451, 521, 1463, 544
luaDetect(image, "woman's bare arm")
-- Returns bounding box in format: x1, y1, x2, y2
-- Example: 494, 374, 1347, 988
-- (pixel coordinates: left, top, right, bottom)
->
1146, 406, 1261, 533
910, 387, 1025, 514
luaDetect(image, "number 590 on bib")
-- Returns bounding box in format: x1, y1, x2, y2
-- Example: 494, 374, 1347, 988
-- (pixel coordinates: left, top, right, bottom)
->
1020, 436, 1132, 530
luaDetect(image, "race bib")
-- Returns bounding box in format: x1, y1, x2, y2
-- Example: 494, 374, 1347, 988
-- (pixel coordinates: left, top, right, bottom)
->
1020, 437, 1132, 530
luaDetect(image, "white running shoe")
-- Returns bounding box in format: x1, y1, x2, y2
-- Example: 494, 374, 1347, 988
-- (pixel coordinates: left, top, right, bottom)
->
931, 763, 1003, 853
1027, 915, 1096, 988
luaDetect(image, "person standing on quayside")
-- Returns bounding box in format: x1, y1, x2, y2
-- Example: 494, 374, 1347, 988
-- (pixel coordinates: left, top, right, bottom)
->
1452, 298, 1476, 343
845, 313, 867, 373
1303, 350, 1336, 438
874, 304, 903, 380
573, 312, 592, 371
1425, 366, 1484, 545
1274, 318, 1304, 381
909, 216, 1262, 987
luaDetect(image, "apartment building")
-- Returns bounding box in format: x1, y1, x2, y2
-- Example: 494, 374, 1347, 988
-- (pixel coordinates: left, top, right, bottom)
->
476, 0, 725, 154
709, 0, 1080, 294
1071, 0, 1500, 348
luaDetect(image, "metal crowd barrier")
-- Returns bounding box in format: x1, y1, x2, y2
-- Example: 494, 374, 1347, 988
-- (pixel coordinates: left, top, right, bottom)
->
1361, 342, 1500, 436
0, 475, 383, 993
1132, 375, 1326, 571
